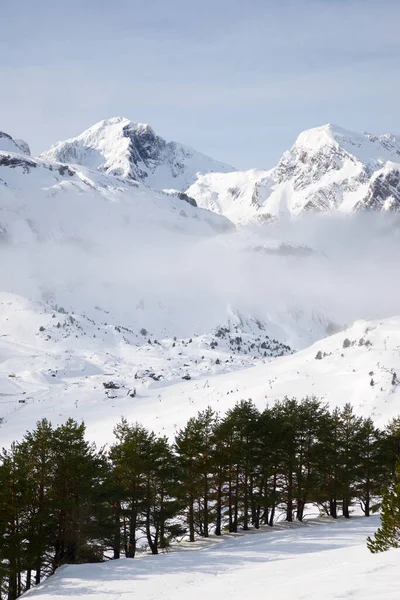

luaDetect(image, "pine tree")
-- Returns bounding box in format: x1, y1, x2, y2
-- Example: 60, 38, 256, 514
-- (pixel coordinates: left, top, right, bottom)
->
315, 407, 342, 518
17, 419, 55, 586
50, 419, 103, 569
216, 400, 259, 531
356, 418, 385, 517
294, 397, 328, 521
175, 409, 217, 540
110, 419, 154, 557
141, 435, 182, 553
337, 403, 364, 518
0, 443, 31, 600
367, 462, 400, 552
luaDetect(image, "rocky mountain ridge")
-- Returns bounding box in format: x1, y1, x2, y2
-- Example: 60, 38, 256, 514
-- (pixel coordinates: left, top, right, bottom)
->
187, 124, 400, 223
40, 117, 235, 191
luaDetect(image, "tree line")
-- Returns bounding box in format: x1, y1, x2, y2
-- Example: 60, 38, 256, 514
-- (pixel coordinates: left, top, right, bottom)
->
1, 396, 399, 599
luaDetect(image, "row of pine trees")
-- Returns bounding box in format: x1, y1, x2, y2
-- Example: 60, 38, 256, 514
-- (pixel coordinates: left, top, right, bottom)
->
1, 397, 399, 599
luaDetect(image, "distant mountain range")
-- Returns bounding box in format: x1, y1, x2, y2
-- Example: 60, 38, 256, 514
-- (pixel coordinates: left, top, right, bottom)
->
5, 118, 400, 225
187, 124, 400, 223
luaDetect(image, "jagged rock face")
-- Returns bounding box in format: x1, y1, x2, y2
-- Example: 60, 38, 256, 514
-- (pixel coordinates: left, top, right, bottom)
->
41, 117, 235, 191
357, 168, 400, 211
188, 124, 400, 223
124, 122, 167, 180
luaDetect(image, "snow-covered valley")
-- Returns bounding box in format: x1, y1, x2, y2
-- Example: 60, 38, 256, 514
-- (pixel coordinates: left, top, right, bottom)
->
2, 118, 400, 599
2, 121, 400, 447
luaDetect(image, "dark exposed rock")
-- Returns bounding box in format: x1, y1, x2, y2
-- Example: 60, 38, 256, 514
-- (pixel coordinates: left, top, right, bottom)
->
355, 168, 400, 212
0, 154, 37, 173
166, 190, 197, 207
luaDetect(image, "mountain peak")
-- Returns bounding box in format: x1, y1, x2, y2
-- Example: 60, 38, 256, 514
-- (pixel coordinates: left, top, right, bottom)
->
294, 123, 358, 152
292, 123, 400, 166
40, 118, 235, 190
188, 123, 400, 223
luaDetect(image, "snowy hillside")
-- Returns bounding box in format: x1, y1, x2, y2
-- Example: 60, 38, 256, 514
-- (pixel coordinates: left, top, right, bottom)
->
23, 516, 399, 600
0, 127, 233, 246
188, 124, 400, 223
41, 117, 235, 190
2, 311, 400, 451
3, 126, 400, 451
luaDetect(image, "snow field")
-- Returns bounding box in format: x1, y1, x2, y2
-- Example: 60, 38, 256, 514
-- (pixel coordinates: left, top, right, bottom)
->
24, 516, 400, 600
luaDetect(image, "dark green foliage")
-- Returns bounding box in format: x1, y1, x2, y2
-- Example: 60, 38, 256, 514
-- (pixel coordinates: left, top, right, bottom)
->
367, 462, 400, 552
0, 398, 397, 598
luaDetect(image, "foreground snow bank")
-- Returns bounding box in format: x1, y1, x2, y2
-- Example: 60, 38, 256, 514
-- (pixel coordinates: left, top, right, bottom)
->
25, 516, 399, 600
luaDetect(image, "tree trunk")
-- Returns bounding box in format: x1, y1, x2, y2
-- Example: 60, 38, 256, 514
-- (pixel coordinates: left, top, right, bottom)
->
228, 471, 234, 532
189, 494, 195, 542
7, 569, 17, 600
269, 472, 277, 526
113, 506, 121, 559
233, 468, 239, 532
203, 476, 209, 538
215, 482, 222, 536
243, 468, 249, 530
297, 498, 305, 522
286, 471, 293, 522
25, 569, 32, 592
343, 497, 350, 519
145, 505, 158, 555
126, 504, 137, 557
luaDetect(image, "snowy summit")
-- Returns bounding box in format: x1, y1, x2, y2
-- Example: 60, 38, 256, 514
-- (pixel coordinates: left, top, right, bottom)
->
41, 117, 235, 191
188, 123, 400, 223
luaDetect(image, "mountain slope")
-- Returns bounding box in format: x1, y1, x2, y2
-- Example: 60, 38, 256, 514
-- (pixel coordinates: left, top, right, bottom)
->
41, 117, 235, 190
1, 311, 400, 451
187, 124, 400, 223
0, 139, 232, 244
0, 131, 30, 155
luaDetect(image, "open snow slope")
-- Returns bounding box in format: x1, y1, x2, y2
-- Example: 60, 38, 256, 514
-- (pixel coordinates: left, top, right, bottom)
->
187, 124, 400, 223
40, 117, 235, 191
1, 313, 400, 450
24, 516, 399, 600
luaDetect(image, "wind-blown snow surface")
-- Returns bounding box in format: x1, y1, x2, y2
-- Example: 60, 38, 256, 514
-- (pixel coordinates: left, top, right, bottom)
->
41, 117, 235, 190
23, 516, 399, 600
188, 124, 400, 224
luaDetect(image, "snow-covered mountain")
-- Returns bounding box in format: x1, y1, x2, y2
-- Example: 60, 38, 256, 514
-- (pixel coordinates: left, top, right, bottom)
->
0, 131, 233, 244
41, 117, 235, 190
3, 121, 400, 457
187, 124, 400, 224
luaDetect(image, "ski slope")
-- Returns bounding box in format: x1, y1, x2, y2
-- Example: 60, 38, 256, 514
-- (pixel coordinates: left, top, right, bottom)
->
24, 516, 399, 600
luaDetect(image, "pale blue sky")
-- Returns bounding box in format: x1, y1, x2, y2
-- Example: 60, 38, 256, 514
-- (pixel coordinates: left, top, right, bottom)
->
1, 0, 400, 168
